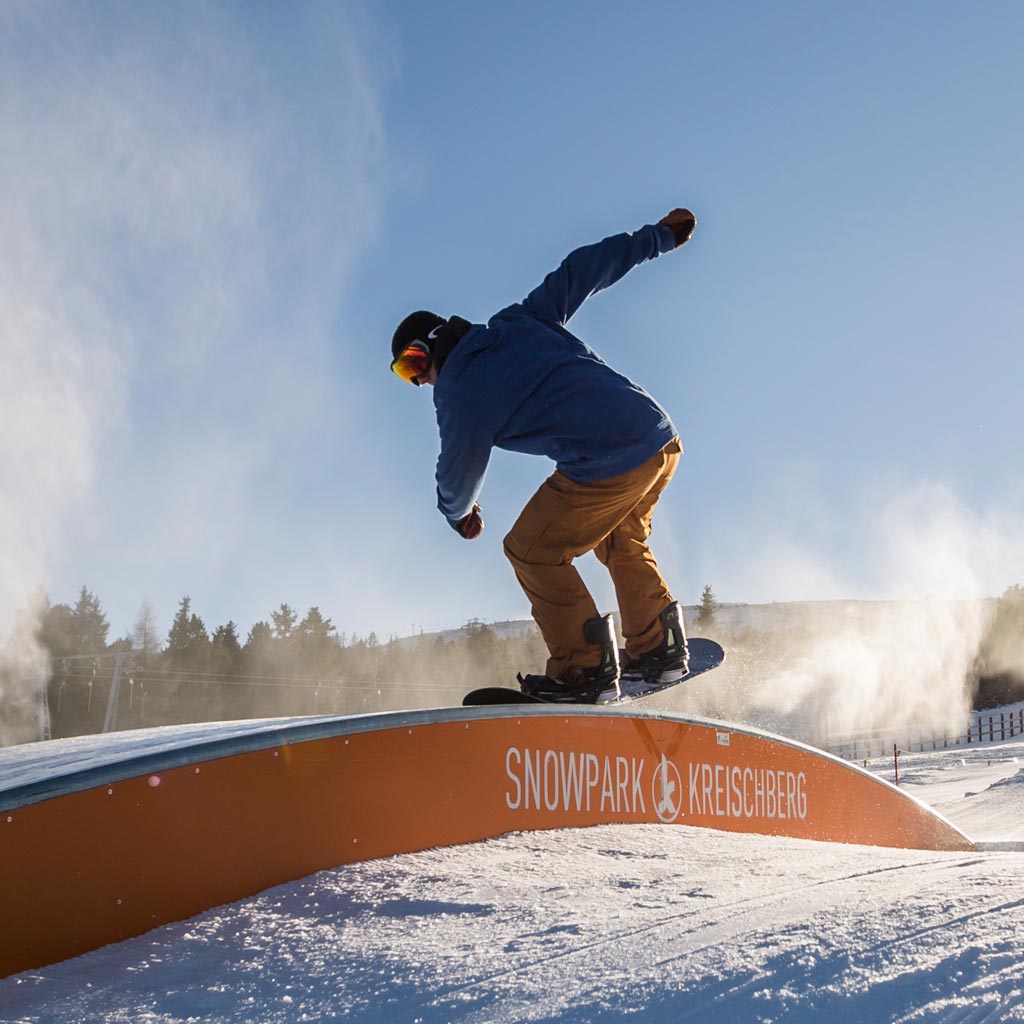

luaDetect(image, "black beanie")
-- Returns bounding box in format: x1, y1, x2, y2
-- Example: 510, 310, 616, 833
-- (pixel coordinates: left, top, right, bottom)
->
392, 310, 446, 361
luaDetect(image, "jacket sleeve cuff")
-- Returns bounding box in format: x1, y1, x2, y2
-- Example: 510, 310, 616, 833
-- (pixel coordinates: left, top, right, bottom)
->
655, 223, 679, 252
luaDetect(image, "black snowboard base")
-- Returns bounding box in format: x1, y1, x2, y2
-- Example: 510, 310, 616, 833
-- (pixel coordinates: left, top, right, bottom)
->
463, 637, 724, 707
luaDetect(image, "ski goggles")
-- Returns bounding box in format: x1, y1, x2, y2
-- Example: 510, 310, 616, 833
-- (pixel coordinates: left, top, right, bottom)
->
390, 340, 432, 386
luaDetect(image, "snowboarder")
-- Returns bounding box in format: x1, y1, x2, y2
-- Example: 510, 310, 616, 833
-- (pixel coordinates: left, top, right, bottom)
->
390, 209, 697, 702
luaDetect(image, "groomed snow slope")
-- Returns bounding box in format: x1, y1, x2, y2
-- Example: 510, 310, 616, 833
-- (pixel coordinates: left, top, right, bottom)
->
1, 738, 1022, 1023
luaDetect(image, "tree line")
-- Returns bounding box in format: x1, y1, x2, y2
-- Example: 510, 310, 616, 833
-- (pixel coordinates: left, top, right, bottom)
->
24, 587, 549, 740
7, 581, 1021, 746
37, 587, 388, 679
31, 580, 1024, 696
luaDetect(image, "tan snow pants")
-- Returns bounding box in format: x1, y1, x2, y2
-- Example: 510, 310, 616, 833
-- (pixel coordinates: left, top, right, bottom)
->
503, 438, 682, 680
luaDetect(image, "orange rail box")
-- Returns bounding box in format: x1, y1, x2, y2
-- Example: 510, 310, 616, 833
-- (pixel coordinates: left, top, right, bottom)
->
0, 707, 973, 978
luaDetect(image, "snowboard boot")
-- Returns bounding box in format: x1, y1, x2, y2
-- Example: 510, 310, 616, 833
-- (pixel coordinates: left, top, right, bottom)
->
518, 614, 621, 703
621, 602, 689, 685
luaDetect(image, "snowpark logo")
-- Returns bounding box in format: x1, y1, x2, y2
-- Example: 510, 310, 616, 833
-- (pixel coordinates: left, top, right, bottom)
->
503, 746, 810, 824
652, 756, 682, 823
504, 747, 647, 815
687, 763, 809, 821
502, 748, 684, 821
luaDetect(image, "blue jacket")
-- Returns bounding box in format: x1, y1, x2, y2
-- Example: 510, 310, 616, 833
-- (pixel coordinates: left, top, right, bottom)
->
434, 223, 680, 525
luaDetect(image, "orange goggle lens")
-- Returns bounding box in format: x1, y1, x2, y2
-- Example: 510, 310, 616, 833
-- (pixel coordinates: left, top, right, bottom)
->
390, 341, 431, 385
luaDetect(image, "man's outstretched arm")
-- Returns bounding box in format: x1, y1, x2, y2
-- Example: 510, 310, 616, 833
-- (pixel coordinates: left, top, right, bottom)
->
523, 209, 696, 326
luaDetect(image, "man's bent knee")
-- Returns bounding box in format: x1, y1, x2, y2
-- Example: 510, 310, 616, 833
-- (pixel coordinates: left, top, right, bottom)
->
503, 532, 520, 566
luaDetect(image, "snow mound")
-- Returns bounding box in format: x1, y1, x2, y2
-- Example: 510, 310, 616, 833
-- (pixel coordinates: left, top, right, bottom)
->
2, 824, 1023, 1023
986, 766, 1024, 791
951, 766, 1024, 844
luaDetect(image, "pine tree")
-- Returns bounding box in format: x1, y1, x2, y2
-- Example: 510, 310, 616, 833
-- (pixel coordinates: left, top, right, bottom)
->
167, 596, 193, 653
244, 620, 273, 651
242, 620, 273, 674
165, 596, 210, 671
210, 621, 242, 675
38, 600, 75, 659
271, 603, 298, 641
697, 584, 718, 631
296, 606, 339, 675
69, 586, 110, 654
297, 606, 335, 644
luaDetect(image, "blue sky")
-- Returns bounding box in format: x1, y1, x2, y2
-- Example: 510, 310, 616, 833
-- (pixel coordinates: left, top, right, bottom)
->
3, 1, 1023, 645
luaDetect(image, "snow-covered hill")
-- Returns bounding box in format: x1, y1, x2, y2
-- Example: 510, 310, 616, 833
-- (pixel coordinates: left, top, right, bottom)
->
2, 732, 1021, 1023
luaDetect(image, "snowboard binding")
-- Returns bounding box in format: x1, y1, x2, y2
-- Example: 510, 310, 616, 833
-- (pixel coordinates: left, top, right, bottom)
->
517, 613, 621, 704
621, 602, 690, 685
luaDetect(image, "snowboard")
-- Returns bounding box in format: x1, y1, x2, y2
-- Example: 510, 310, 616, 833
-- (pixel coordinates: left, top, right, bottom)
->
462, 637, 724, 707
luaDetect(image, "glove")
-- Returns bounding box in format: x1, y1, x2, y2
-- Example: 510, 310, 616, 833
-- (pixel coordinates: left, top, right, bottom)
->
659, 208, 696, 248
455, 504, 484, 540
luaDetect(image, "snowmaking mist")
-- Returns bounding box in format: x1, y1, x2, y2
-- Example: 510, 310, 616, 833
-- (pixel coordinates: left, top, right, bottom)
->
1, 5, 391, 746
680, 482, 1024, 746
0, 251, 126, 743
716, 598, 979, 745
0, 122, 123, 744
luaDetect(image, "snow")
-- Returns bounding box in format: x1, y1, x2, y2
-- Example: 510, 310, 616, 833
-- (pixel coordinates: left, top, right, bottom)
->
878, 743, 1024, 849
0, 716, 342, 794
2, 732, 1023, 1022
